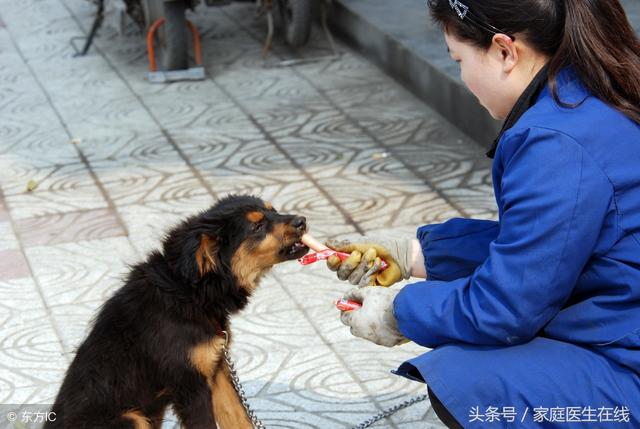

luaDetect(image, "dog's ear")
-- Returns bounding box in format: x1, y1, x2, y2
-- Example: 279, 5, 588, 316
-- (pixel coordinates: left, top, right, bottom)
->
195, 234, 218, 277
163, 227, 220, 284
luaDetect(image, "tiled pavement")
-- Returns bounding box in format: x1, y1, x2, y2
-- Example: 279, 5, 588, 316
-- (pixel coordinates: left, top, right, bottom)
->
0, 1, 496, 428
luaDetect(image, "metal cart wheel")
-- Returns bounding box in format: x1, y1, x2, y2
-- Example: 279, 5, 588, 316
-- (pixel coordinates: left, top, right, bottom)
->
142, 0, 190, 70
279, 0, 312, 47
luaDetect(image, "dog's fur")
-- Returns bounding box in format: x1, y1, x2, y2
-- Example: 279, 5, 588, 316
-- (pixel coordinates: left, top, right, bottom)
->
46, 195, 308, 429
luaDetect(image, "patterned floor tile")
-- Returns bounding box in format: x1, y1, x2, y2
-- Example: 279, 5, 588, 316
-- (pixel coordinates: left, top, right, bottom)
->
252, 102, 372, 144
0, 381, 60, 405
14, 208, 126, 248
0, 277, 59, 349
47, 300, 105, 354
276, 136, 377, 180
382, 193, 463, 228
24, 237, 139, 307
0, 250, 30, 281
231, 276, 327, 350
312, 145, 430, 188
141, 87, 248, 131
0, 94, 61, 135
199, 163, 300, 195
0, 192, 8, 222
0, 162, 95, 197
312, 175, 436, 231
295, 51, 390, 91
116, 203, 195, 256
1, 163, 108, 220
0, 129, 80, 168
325, 82, 426, 112
0, 341, 68, 390
227, 347, 383, 429
217, 67, 321, 105
58, 95, 161, 134
78, 128, 182, 164
392, 402, 448, 429
168, 127, 248, 167
90, 161, 208, 206
0, 222, 18, 251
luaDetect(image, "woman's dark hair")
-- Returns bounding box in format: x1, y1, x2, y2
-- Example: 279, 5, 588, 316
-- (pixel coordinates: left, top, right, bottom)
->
428, 0, 640, 124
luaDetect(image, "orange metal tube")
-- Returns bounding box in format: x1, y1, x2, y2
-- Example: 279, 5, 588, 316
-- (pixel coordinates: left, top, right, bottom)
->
147, 18, 166, 72
147, 17, 201, 72
186, 20, 202, 66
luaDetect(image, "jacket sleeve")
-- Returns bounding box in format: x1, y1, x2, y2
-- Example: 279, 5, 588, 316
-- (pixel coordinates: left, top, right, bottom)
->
394, 128, 614, 347
417, 219, 499, 282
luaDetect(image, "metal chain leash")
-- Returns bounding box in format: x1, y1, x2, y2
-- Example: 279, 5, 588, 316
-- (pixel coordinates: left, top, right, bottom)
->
350, 394, 429, 429
221, 331, 267, 429
221, 332, 429, 429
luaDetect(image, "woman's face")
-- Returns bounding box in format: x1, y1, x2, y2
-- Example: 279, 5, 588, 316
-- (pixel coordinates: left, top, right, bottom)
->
444, 31, 518, 120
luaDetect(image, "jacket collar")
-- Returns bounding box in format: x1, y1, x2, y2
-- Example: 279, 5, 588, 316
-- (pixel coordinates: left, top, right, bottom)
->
486, 63, 550, 159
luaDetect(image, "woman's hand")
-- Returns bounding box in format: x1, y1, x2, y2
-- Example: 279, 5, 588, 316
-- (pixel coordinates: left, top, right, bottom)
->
325, 237, 424, 287
340, 287, 408, 347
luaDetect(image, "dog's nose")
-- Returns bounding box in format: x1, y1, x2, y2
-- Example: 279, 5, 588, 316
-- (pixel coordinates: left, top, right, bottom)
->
291, 216, 306, 231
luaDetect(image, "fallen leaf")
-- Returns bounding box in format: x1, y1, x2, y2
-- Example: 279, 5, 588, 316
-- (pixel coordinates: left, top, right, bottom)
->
26, 179, 39, 192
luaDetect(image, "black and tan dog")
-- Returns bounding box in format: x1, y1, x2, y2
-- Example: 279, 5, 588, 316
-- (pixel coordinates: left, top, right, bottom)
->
46, 195, 308, 429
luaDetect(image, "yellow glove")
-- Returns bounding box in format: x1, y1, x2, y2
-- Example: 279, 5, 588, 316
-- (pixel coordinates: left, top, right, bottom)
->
325, 237, 413, 287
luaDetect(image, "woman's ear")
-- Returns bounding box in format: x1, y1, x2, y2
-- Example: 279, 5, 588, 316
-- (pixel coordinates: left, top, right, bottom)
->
492, 34, 518, 73
195, 234, 218, 278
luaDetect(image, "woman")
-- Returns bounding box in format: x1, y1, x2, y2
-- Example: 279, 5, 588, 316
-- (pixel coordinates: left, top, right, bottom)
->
327, 0, 640, 427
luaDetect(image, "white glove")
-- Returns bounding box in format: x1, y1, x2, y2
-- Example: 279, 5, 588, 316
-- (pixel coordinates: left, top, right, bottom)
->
339, 287, 409, 347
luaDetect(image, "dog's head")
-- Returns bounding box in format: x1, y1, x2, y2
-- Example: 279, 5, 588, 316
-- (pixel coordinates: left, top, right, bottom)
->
163, 195, 308, 292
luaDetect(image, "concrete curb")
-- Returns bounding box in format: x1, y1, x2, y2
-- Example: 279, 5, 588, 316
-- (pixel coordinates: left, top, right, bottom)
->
327, 0, 501, 146
327, 0, 640, 147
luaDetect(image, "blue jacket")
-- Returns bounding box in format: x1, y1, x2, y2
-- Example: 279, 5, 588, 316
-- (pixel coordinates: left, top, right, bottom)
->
393, 69, 640, 427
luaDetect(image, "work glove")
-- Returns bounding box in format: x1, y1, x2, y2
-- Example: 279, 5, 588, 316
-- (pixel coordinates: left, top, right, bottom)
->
325, 237, 413, 287
340, 287, 408, 347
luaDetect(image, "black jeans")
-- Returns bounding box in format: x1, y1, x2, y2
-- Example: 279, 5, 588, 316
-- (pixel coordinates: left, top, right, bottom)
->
428, 386, 464, 429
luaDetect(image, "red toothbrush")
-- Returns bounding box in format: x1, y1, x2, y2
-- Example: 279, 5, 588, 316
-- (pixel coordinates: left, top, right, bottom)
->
298, 234, 388, 270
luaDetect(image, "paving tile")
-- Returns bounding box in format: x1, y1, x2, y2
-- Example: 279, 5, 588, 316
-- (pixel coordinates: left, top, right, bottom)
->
0, 381, 60, 405
0, 192, 9, 223
231, 276, 326, 350
47, 300, 104, 354
248, 100, 371, 143
90, 161, 208, 206
0, 162, 94, 197
78, 128, 181, 164
0, 221, 18, 251
0, 341, 68, 390
0, 249, 31, 281
1, 163, 108, 220
168, 127, 249, 167
217, 68, 321, 104
0, 129, 80, 168
295, 51, 390, 91
276, 136, 376, 180
116, 203, 196, 256
24, 237, 139, 307
57, 95, 161, 134
223, 346, 382, 428
0, 277, 59, 349
14, 208, 127, 248
313, 175, 447, 231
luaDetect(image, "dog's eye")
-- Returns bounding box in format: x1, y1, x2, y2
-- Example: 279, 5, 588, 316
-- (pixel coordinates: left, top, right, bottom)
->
253, 221, 265, 232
